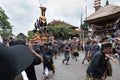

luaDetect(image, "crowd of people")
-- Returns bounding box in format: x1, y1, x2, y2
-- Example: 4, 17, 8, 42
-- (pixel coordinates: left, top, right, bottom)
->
0, 34, 120, 80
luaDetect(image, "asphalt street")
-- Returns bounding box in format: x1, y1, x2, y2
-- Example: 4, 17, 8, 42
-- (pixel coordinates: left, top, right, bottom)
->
35, 51, 120, 80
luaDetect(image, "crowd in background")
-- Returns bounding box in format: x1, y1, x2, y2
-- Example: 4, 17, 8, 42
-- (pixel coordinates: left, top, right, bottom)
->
0, 34, 120, 80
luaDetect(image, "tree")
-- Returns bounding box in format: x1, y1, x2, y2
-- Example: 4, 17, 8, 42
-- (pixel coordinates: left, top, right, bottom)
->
81, 22, 89, 31
16, 33, 26, 40
81, 22, 90, 38
47, 24, 75, 39
27, 30, 35, 41
0, 7, 13, 38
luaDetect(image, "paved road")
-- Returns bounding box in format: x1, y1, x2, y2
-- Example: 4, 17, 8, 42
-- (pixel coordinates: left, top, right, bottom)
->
35, 51, 120, 80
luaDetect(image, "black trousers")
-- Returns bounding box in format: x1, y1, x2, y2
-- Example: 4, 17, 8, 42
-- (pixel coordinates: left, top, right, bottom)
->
25, 65, 37, 80
43, 60, 54, 71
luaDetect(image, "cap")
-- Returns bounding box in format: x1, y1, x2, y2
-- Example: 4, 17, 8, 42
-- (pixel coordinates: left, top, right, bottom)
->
101, 42, 112, 49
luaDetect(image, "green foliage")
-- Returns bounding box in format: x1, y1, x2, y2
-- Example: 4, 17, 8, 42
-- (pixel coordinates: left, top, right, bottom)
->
0, 7, 13, 38
16, 33, 26, 40
47, 24, 75, 39
27, 31, 35, 41
0, 29, 12, 38
81, 22, 89, 31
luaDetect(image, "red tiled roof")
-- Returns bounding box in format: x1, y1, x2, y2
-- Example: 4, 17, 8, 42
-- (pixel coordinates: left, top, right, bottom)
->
48, 20, 78, 29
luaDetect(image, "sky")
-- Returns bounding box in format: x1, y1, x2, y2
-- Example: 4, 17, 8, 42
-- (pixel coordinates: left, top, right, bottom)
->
0, 0, 120, 36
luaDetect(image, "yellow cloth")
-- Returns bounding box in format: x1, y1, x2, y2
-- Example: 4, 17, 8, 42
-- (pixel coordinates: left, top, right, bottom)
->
73, 49, 78, 53
52, 63, 55, 69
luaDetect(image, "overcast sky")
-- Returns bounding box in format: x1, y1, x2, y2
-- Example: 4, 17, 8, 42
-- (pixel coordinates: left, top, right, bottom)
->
0, 0, 120, 35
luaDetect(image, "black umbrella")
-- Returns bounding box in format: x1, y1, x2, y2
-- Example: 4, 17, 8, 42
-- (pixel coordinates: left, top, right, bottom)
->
0, 42, 34, 80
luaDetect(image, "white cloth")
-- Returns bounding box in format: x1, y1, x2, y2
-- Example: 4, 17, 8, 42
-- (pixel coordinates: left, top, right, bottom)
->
21, 71, 29, 80
45, 67, 49, 76
0, 36, 3, 43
